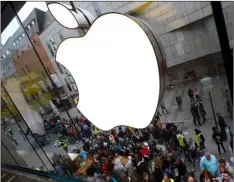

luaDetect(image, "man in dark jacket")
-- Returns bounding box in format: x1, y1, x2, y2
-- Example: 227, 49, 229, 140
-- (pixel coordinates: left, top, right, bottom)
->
199, 102, 207, 124
136, 157, 150, 179
172, 159, 187, 181
217, 113, 227, 140
212, 127, 226, 155
175, 95, 182, 111
188, 88, 194, 102
191, 102, 201, 126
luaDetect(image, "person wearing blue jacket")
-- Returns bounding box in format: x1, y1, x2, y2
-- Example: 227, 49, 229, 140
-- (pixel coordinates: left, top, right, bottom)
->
200, 151, 219, 182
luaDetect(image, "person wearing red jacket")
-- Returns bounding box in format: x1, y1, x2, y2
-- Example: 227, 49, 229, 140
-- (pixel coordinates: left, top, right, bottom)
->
141, 142, 150, 157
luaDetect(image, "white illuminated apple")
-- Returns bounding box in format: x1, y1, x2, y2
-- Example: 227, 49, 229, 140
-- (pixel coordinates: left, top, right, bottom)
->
49, 4, 164, 131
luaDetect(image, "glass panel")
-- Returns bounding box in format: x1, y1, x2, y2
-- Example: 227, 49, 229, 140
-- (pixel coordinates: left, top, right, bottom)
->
1, 2, 56, 174
2, 1, 233, 181
1, 91, 48, 171
1, 140, 19, 167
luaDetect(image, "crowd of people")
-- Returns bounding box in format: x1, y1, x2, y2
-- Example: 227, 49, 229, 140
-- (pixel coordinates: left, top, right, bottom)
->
2, 87, 233, 182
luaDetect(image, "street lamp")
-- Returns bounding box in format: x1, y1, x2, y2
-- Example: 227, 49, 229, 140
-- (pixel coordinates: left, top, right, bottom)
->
200, 76, 218, 128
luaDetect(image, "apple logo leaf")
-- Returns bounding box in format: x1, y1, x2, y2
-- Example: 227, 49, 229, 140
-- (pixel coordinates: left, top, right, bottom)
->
47, 2, 79, 29
55, 13, 164, 131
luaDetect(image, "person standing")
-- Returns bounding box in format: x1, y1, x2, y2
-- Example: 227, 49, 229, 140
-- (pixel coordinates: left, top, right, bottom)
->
194, 88, 201, 102
194, 129, 206, 150
191, 102, 202, 126
217, 113, 227, 140
188, 88, 194, 102
188, 138, 199, 169
176, 133, 189, 160
200, 151, 219, 180
59, 139, 68, 153
198, 102, 207, 124
212, 127, 227, 155
161, 101, 169, 114
175, 95, 182, 111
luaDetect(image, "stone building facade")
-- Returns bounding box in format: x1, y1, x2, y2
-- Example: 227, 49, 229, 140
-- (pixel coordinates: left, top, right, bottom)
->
70, 1, 233, 79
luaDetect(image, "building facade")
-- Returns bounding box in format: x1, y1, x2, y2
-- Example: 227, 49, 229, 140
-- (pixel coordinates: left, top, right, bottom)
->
71, 1, 233, 79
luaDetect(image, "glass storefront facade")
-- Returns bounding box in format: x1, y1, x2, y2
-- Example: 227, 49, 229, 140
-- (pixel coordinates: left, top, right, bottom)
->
1, 1, 233, 182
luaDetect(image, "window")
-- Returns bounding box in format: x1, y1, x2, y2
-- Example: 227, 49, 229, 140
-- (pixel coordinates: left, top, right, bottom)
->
56, 62, 64, 74
13, 42, 16, 46
64, 69, 69, 75
58, 31, 64, 40
6, 50, 10, 55
70, 84, 77, 91
27, 24, 31, 29
19, 36, 22, 40
16, 40, 19, 44
31, 20, 35, 26
3, 54, 6, 59
67, 77, 74, 84
22, 32, 25, 37
47, 41, 55, 57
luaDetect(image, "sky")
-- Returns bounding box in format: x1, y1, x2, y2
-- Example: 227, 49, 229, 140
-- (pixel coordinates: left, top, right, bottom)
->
1, 2, 47, 45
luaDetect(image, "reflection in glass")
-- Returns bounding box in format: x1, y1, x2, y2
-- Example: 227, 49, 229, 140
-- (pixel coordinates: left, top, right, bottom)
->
1, 1, 233, 181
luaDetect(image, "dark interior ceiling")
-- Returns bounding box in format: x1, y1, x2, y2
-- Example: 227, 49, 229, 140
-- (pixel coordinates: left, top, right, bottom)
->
1, 1, 26, 33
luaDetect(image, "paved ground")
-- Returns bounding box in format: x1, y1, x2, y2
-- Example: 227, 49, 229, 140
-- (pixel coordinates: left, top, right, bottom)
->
5, 73, 233, 177
159, 73, 233, 177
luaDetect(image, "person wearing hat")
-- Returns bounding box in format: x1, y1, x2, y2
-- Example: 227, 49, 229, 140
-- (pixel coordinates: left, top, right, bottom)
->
217, 113, 227, 140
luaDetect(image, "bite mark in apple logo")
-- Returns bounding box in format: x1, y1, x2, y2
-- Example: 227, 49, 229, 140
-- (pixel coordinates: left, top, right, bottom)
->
48, 3, 165, 131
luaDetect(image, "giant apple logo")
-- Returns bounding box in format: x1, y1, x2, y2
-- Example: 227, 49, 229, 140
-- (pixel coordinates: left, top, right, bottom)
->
48, 3, 165, 131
